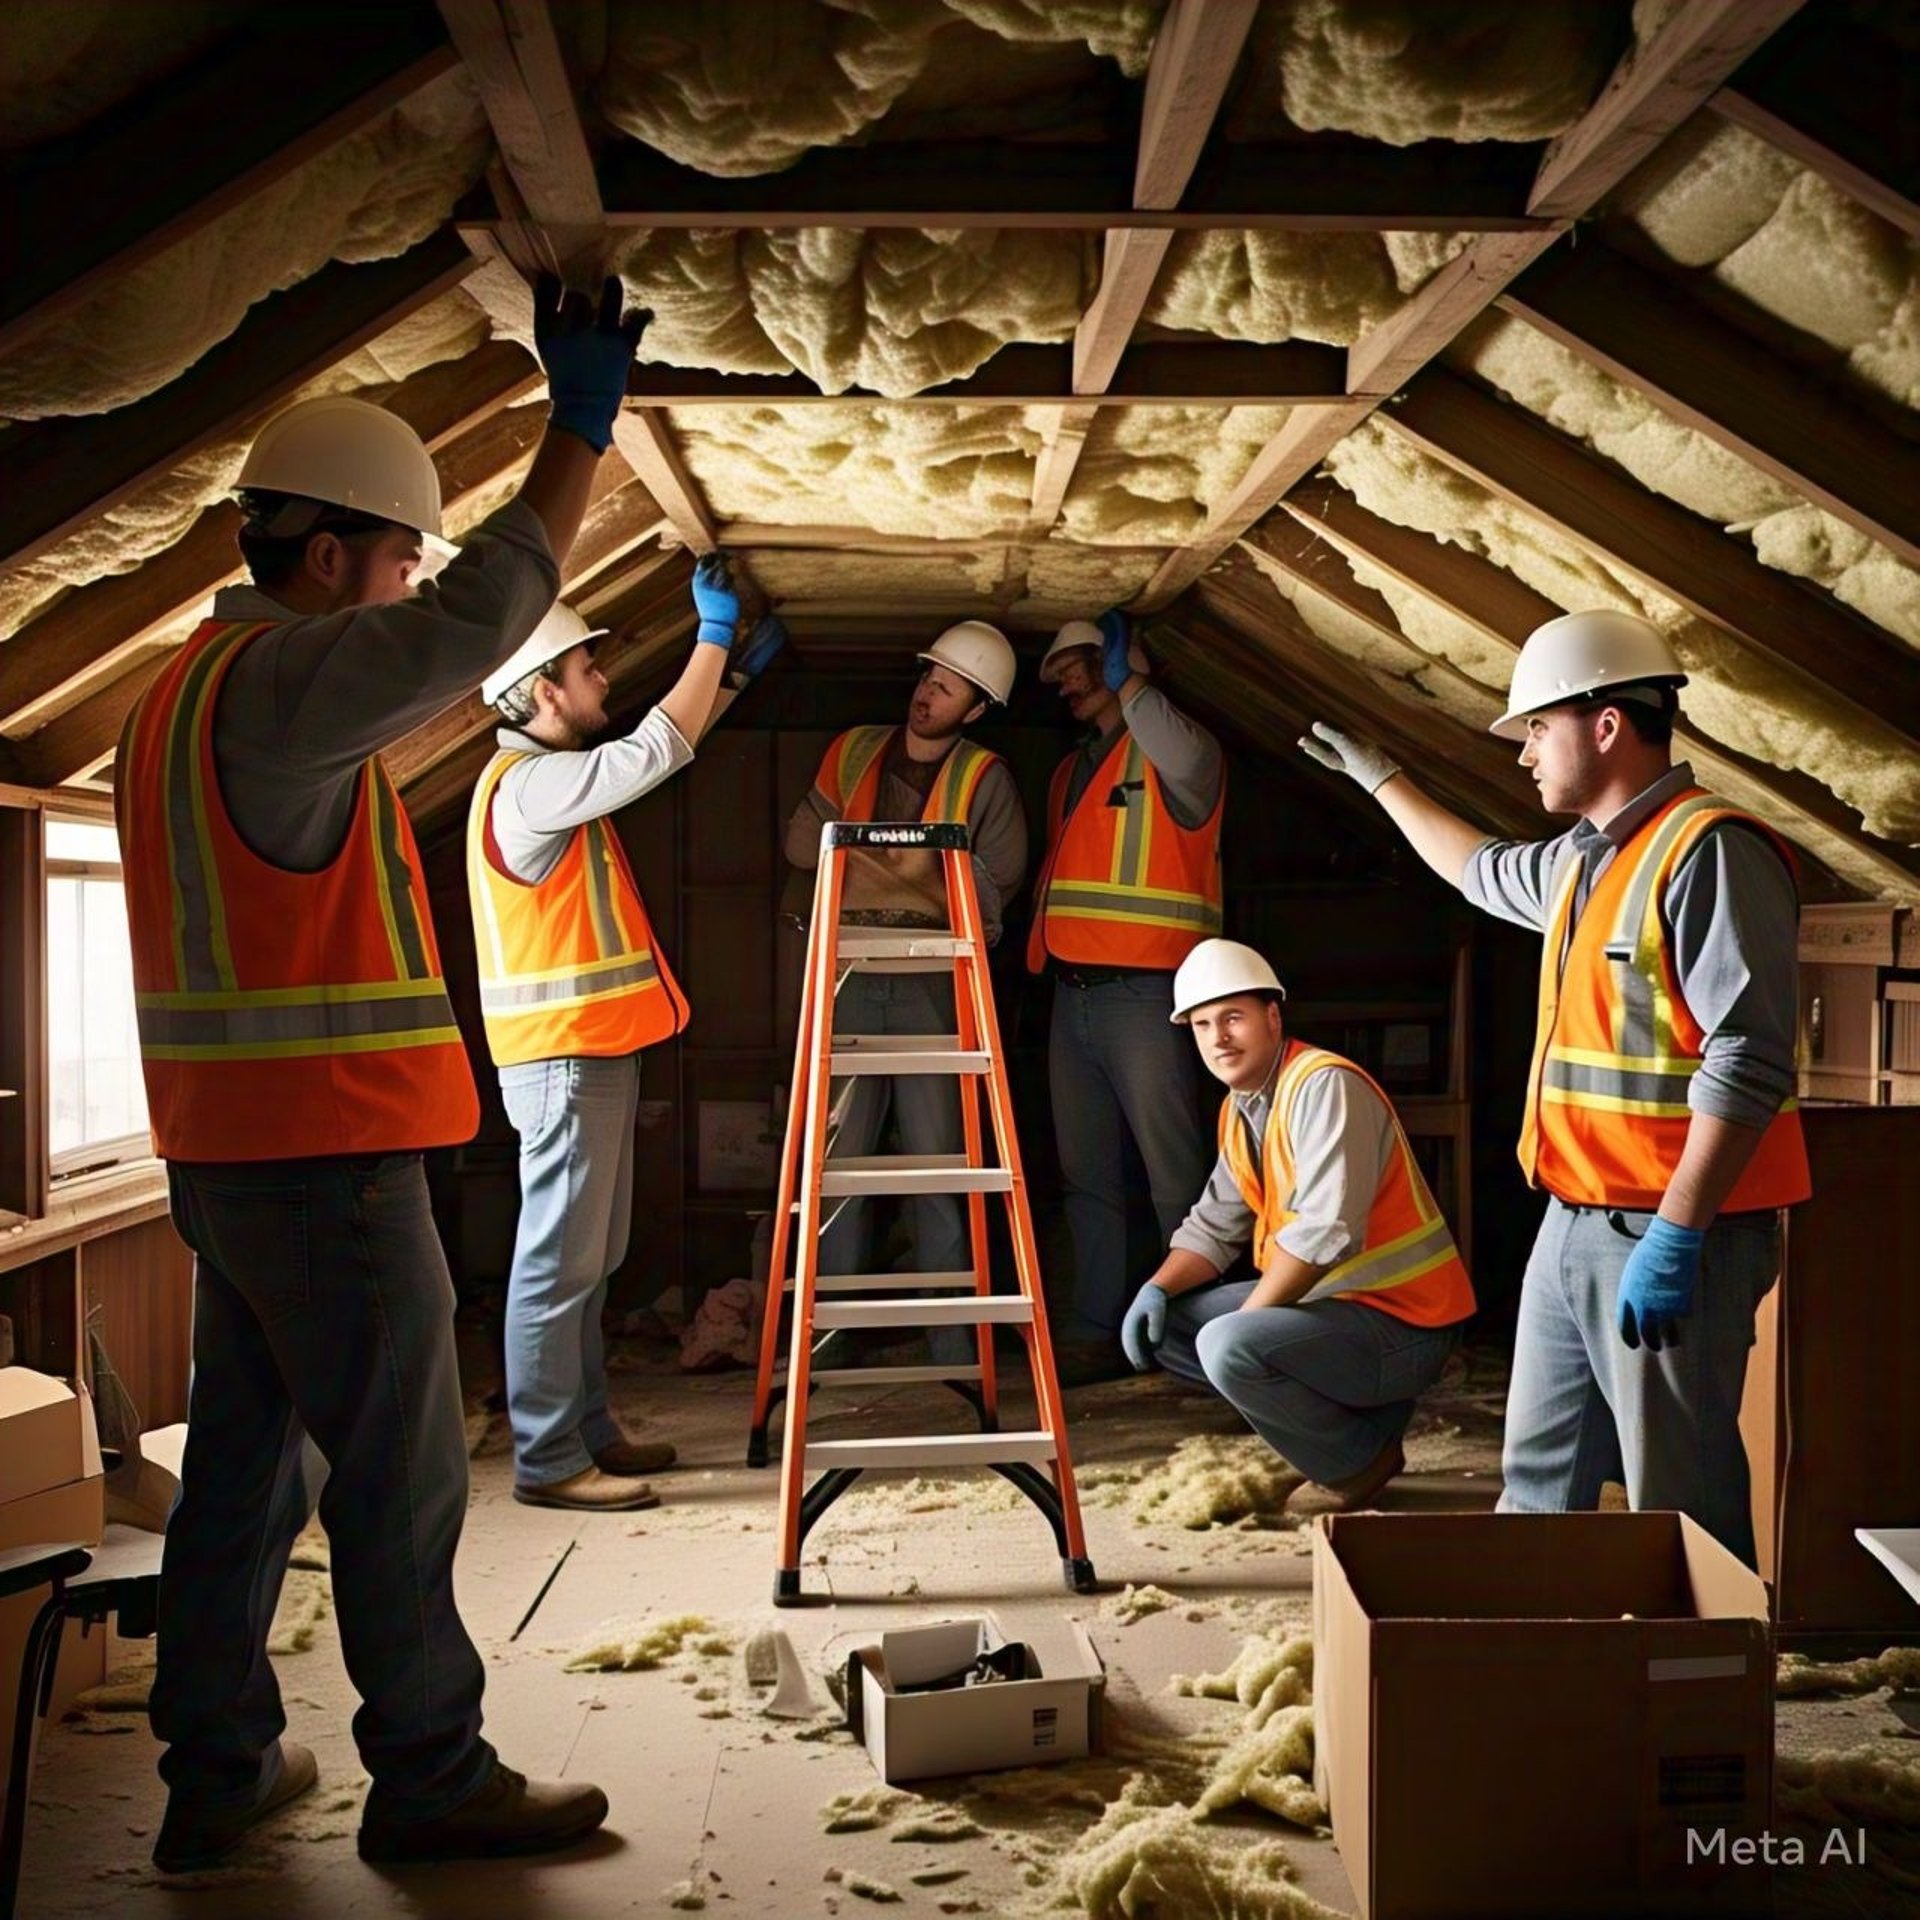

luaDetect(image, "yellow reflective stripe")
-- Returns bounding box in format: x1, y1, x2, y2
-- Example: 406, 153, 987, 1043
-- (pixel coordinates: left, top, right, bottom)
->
483, 950, 655, 989
584, 819, 623, 956
1541, 1085, 1693, 1119
832, 726, 892, 811
368, 774, 411, 979
143, 1027, 462, 1063
1548, 1044, 1702, 1075
469, 753, 522, 979
1305, 1217, 1459, 1302
929, 739, 992, 822
138, 978, 448, 1010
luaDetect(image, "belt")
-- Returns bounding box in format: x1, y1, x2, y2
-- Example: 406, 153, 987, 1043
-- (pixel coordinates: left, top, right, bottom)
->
1055, 965, 1171, 988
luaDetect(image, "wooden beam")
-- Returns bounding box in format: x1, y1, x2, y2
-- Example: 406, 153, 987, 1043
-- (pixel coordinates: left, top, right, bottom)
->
1500, 245, 1920, 567
1710, 89, 1919, 243
1270, 480, 1920, 896
1383, 367, 1918, 740
0, 342, 541, 734
1527, 0, 1809, 218
1026, 405, 1100, 537
610, 414, 715, 555
0, 228, 474, 576
0, 11, 456, 357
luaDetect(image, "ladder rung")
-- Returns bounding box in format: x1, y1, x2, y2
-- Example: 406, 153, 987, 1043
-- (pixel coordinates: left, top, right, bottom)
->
820, 1155, 1013, 1197
805, 1431, 1057, 1471
837, 933, 972, 963
814, 1297, 1033, 1329
785, 1271, 981, 1293
829, 1036, 990, 1075
809, 1364, 986, 1386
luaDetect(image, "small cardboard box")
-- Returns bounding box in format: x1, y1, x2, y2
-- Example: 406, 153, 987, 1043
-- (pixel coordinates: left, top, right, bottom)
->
1314, 1512, 1773, 1920
0, 1365, 98, 1505
847, 1617, 1105, 1784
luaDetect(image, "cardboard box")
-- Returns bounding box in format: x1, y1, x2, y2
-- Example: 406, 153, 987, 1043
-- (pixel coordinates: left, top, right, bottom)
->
1314, 1513, 1774, 1920
0, 1365, 98, 1505
847, 1617, 1104, 1784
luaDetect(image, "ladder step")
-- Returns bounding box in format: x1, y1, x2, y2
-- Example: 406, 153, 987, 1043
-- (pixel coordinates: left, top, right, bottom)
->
784, 1271, 981, 1294
820, 1155, 1013, 1197
837, 933, 972, 964
829, 1036, 990, 1075
814, 1297, 1033, 1329
809, 1364, 986, 1386
805, 1431, 1057, 1471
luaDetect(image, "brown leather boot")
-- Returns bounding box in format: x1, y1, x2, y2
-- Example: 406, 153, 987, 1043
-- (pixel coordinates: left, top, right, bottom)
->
512, 1467, 659, 1511
358, 1762, 609, 1863
592, 1436, 678, 1475
1321, 1436, 1406, 1512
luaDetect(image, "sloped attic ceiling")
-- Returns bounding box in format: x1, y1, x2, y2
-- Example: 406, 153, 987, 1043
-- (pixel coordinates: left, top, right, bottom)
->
0, 0, 1914, 903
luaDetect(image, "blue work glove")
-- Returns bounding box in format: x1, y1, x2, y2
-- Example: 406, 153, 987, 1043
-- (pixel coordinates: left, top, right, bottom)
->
1095, 607, 1144, 692
731, 613, 788, 683
1617, 1216, 1705, 1353
534, 274, 649, 454
692, 553, 740, 648
1120, 1281, 1170, 1371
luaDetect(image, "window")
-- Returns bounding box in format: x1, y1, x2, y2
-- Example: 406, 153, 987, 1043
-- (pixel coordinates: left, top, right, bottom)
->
45, 816, 150, 1179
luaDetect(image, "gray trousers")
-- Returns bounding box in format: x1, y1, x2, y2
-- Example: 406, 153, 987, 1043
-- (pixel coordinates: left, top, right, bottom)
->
1049, 972, 1212, 1340
1158, 1278, 1461, 1485
1498, 1197, 1780, 1566
154, 1155, 493, 1821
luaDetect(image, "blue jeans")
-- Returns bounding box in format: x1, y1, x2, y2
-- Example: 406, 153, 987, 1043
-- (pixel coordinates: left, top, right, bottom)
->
155, 1155, 492, 1821
1158, 1279, 1461, 1485
499, 1053, 641, 1486
1498, 1198, 1780, 1566
1048, 973, 1212, 1340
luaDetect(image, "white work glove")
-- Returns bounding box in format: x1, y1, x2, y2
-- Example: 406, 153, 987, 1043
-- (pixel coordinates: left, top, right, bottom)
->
1298, 721, 1401, 795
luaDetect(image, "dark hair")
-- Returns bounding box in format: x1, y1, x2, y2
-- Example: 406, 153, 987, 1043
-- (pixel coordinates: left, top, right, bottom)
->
1578, 680, 1679, 748
235, 491, 401, 591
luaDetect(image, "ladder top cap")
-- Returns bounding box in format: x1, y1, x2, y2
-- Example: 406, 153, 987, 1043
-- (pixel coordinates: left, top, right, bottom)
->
825, 821, 972, 850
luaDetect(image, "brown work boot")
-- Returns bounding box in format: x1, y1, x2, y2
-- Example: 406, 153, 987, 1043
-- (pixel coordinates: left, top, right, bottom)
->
592, 1435, 678, 1476
512, 1467, 659, 1512
1320, 1436, 1406, 1512
357, 1761, 609, 1863
153, 1739, 318, 1873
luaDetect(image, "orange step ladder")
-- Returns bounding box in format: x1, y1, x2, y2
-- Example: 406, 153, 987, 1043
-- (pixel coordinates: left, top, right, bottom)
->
746, 820, 1095, 1606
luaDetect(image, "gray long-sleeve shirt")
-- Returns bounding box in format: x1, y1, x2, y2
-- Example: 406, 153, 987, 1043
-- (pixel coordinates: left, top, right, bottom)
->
205, 499, 559, 871
1170, 1065, 1395, 1272
785, 731, 1027, 945
1061, 683, 1223, 830
486, 710, 694, 885
1463, 762, 1799, 1129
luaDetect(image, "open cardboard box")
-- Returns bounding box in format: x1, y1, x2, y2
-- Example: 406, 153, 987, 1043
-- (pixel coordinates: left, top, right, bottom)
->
1313, 1512, 1774, 1919
846, 1616, 1105, 1784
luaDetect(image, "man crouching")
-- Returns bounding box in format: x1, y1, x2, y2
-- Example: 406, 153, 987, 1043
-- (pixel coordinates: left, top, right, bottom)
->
1121, 939, 1476, 1509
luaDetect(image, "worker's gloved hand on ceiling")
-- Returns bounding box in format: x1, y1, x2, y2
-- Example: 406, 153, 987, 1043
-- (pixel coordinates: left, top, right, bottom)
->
1119, 1280, 1170, 1371
1297, 721, 1401, 795
732, 613, 789, 683
535, 274, 650, 455
691, 554, 741, 647
1096, 607, 1149, 692
1616, 1216, 1704, 1354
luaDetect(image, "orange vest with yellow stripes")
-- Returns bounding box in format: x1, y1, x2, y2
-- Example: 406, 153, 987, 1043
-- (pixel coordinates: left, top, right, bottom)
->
813, 725, 1000, 825
1223, 1040, 1475, 1330
466, 751, 689, 1067
1519, 787, 1811, 1212
117, 619, 478, 1161
1027, 730, 1223, 973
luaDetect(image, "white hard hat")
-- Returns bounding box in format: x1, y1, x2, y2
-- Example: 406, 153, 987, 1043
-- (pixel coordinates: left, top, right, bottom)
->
918, 620, 1015, 705
482, 602, 608, 708
1491, 610, 1686, 740
1040, 618, 1103, 685
1170, 939, 1287, 1024
236, 395, 446, 540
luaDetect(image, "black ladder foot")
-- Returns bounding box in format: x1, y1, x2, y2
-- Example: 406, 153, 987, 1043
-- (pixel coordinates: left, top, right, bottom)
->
745, 1427, 772, 1469
1062, 1556, 1098, 1595
773, 1568, 803, 1607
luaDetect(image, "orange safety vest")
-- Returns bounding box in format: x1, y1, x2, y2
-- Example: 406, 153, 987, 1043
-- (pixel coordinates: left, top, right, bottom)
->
117, 619, 477, 1162
466, 750, 690, 1067
1519, 787, 1811, 1212
1026, 729, 1223, 973
813, 725, 1000, 824
1223, 1040, 1475, 1329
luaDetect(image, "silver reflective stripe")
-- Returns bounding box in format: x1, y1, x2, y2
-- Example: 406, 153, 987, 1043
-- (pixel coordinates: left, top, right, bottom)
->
370, 772, 431, 980
138, 988, 456, 1048
1543, 1054, 1696, 1108
1114, 739, 1147, 882
1611, 793, 1722, 1059
834, 727, 891, 811
1304, 1215, 1458, 1303
480, 952, 660, 1011
1045, 882, 1221, 928
165, 630, 251, 993
584, 820, 624, 957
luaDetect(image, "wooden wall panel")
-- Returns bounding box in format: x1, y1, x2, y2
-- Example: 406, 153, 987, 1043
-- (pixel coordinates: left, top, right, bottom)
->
79, 1215, 193, 1428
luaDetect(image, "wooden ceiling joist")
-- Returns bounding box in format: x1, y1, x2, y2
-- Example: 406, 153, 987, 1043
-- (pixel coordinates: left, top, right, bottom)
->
1134, 0, 1813, 612
609, 414, 716, 556
1267, 481, 1920, 896
0, 7, 457, 357
1382, 367, 1919, 742
0, 228, 475, 577
1498, 245, 1920, 567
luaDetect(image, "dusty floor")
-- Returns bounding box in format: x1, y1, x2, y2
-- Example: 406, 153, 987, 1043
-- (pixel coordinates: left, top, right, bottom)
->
12, 1335, 1918, 1919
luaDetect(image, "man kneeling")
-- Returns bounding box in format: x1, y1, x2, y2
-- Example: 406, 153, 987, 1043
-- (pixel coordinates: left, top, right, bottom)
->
1121, 939, 1477, 1509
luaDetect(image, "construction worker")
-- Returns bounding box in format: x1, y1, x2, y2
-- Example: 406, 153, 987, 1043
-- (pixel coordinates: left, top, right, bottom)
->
468, 579, 785, 1511
1124, 940, 1476, 1506
116, 279, 645, 1870
1029, 608, 1225, 1381
1299, 609, 1810, 1564
784, 624, 1026, 1346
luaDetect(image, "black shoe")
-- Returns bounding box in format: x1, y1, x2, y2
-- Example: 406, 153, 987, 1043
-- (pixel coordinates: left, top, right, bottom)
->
358, 1761, 610, 1863
153, 1740, 318, 1873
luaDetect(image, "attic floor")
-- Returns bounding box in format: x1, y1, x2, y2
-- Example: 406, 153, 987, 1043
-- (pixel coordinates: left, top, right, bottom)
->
12, 1337, 1915, 1919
